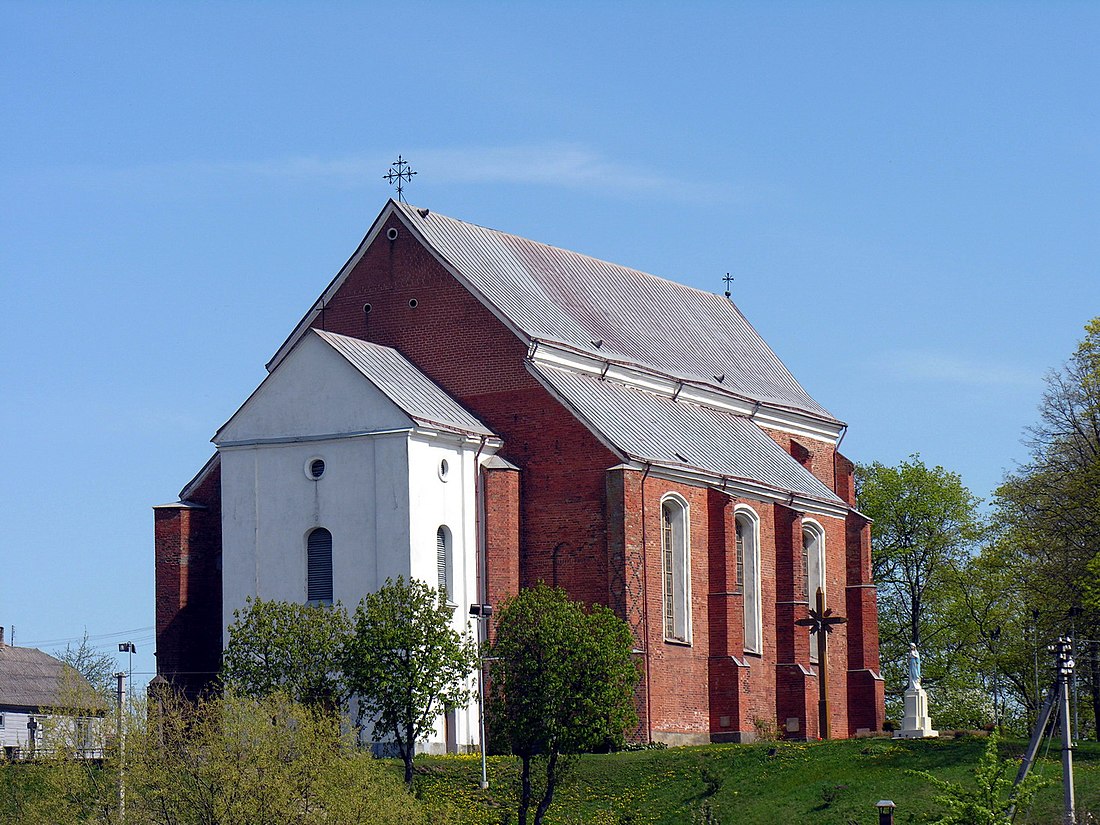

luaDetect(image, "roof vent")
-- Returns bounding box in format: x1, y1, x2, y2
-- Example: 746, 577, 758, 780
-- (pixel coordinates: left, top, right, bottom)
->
591, 339, 603, 349
674, 452, 688, 463
386, 227, 399, 241
714, 374, 725, 383
417, 208, 430, 218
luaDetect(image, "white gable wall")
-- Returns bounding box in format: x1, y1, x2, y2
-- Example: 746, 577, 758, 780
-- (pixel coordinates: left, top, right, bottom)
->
216, 332, 413, 445
216, 331, 488, 753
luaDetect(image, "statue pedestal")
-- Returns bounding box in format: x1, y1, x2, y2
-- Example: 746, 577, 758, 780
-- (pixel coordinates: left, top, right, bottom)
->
894, 685, 938, 739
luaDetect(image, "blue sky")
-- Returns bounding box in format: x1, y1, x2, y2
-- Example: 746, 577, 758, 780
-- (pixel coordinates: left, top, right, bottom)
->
2, 2, 1097, 684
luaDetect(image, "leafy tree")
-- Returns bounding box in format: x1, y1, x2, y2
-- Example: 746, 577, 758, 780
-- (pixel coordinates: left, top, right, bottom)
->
488, 583, 639, 825
856, 455, 983, 717
912, 731, 1045, 824
13, 691, 458, 825
343, 576, 478, 787
55, 631, 116, 704
993, 317, 1100, 735
221, 598, 351, 711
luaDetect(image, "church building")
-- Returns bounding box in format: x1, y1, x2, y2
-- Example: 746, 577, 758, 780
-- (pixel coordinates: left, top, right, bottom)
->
153, 199, 885, 748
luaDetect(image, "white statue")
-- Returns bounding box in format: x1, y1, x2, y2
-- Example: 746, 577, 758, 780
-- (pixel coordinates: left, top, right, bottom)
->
907, 643, 922, 689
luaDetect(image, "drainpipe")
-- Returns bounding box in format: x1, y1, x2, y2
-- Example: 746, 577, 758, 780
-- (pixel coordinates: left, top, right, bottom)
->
640, 462, 653, 742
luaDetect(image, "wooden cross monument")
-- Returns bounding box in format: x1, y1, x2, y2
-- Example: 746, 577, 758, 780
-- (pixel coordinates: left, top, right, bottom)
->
796, 587, 847, 739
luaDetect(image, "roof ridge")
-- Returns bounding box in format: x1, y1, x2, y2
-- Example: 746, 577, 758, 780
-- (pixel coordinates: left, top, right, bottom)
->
395, 200, 732, 307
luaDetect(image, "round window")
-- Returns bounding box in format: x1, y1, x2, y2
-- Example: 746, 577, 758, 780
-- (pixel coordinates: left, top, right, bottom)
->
306, 458, 326, 480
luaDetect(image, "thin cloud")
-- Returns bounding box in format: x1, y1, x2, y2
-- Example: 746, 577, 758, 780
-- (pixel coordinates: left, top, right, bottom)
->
247, 143, 722, 200
876, 350, 1042, 389
12, 144, 728, 202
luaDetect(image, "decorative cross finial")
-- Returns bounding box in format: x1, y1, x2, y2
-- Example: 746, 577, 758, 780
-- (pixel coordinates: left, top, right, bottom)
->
383, 155, 417, 203
723, 272, 734, 299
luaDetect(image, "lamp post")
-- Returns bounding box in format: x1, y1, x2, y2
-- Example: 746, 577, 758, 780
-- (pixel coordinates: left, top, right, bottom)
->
118, 642, 136, 701
876, 799, 895, 825
469, 603, 493, 790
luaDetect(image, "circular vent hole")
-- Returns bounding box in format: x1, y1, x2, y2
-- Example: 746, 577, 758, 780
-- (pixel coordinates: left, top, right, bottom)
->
308, 459, 326, 479
364, 303, 372, 315
409, 298, 418, 308
386, 227, 399, 241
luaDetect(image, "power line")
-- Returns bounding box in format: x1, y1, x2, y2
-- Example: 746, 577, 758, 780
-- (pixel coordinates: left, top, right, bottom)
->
21, 626, 154, 647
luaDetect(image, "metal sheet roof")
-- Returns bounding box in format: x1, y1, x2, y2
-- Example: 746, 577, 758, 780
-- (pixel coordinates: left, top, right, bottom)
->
532, 363, 844, 506
314, 330, 495, 438
395, 202, 837, 422
0, 645, 103, 710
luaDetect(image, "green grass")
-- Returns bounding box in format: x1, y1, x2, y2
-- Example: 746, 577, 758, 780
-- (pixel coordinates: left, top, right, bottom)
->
404, 735, 1100, 825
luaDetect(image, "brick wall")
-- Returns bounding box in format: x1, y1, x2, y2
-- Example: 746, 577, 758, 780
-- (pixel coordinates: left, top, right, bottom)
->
153, 462, 223, 698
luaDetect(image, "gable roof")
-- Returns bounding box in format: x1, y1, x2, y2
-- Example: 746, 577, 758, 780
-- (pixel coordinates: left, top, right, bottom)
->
313, 330, 496, 438
0, 644, 103, 711
269, 201, 838, 425
531, 363, 846, 516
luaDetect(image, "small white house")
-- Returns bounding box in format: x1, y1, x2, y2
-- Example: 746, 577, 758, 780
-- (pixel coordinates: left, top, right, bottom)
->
214, 329, 502, 753
0, 628, 106, 759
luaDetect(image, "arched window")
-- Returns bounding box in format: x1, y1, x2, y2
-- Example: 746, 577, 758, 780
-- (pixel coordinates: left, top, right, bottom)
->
801, 520, 825, 662
436, 526, 452, 603
735, 507, 762, 655
307, 528, 333, 604
661, 495, 691, 643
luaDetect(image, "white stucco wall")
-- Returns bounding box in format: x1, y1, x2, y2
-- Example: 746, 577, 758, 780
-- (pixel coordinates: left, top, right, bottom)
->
216, 333, 491, 753
407, 434, 484, 752
219, 431, 412, 635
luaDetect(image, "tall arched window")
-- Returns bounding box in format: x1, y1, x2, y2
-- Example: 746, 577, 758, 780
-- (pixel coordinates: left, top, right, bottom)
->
436, 526, 452, 603
661, 495, 691, 643
307, 528, 333, 604
801, 520, 825, 662
735, 506, 762, 654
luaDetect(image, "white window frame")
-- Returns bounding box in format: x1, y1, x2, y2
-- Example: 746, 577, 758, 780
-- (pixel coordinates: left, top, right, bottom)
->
660, 493, 692, 645
802, 519, 826, 663
735, 505, 763, 655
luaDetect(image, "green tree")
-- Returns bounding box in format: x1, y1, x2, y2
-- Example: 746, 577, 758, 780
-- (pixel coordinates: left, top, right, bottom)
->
912, 730, 1045, 825
221, 598, 351, 711
488, 583, 639, 825
856, 455, 983, 717
994, 317, 1100, 734
55, 631, 116, 704
343, 576, 478, 787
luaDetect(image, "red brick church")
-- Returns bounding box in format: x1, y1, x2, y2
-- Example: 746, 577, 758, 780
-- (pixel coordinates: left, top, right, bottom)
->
154, 199, 885, 745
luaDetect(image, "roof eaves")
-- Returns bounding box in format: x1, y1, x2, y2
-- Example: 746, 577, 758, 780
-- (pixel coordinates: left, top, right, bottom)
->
178, 453, 219, 501
266, 200, 404, 373
530, 337, 845, 432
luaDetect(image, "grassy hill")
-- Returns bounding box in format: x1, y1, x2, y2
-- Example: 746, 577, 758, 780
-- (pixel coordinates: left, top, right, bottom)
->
406, 735, 1100, 825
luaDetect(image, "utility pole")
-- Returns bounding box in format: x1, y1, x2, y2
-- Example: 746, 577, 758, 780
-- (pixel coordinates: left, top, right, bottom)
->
1056, 637, 1076, 824
116, 671, 126, 824
1011, 636, 1076, 824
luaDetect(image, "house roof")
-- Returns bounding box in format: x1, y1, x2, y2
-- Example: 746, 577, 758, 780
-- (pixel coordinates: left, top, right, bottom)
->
531, 362, 846, 513
313, 330, 496, 438
270, 201, 839, 425
0, 644, 103, 711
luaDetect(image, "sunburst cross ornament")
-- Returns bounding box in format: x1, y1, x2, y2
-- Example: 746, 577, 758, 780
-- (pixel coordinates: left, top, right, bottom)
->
383, 155, 417, 203
796, 587, 847, 739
